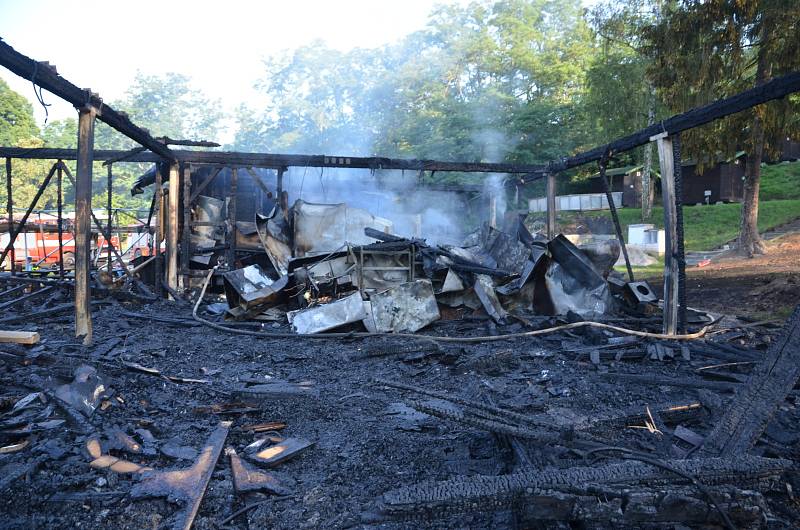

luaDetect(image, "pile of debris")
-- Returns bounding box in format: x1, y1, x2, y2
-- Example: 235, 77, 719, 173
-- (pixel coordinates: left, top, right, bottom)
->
212, 198, 665, 335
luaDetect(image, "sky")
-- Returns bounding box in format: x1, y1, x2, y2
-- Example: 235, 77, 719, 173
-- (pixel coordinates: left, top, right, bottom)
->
0, 0, 467, 141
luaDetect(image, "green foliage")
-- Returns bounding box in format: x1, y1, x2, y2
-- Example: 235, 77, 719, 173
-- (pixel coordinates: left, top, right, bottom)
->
0, 78, 39, 146
642, 0, 800, 166
234, 0, 597, 171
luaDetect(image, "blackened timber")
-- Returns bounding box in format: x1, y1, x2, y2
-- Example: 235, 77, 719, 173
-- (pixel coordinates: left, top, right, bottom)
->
0, 39, 174, 160
4, 157, 14, 273
227, 168, 238, 268
701, 304, 800, 456
180, 163, 191, 287
166, 163, 180, 295
74, 108, 94, 345
56, 162, 64, 278
0, 147, 546, 174
548, 70, 800, 172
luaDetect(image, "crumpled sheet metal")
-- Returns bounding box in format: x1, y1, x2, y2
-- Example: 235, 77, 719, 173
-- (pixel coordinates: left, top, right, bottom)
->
256, 207, 292, 275
473, 274, 509, 324
543, 235, 612, 318
223, 265, 288, 317
369, 280, 441, 333
484, 227, 531, 277
293, 200, 393, 257
289, 291, 367, 334
131, 421, 232, 530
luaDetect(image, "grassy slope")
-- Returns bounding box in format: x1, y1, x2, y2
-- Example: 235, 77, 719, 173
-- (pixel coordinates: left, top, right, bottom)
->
573, 161, 800, 252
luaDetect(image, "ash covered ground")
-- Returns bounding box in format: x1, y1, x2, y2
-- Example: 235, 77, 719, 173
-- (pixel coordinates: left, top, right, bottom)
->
1, 291, 799, 529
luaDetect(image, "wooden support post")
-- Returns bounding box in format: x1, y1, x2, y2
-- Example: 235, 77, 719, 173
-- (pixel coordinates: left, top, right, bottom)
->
180, 163, 191, 292
653, 132, 678, 335
546, 172, 556, 239
4, 157, 14, 274
75, 107, 96, 345
227, 167, 238, 269
56, 161, 64, 279
153, 166, 163, 297
106, 164, 113, 272
166, 163, 180, 297
277, 166, 284, 195
488, 195, 497, 228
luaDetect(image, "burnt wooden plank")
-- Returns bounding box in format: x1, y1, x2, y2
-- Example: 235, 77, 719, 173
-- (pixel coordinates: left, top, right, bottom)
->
701, 304, 800, 456
0, 40, 174, 160
74, 108, 95, 344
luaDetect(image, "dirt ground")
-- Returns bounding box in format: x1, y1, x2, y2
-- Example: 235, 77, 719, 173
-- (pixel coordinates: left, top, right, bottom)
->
648, 232, 800, 320
1, 242, 799, 529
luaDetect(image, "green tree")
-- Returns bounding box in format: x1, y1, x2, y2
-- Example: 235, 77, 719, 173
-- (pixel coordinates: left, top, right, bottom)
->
643, 0, 800, 256
0, 78, 39, 146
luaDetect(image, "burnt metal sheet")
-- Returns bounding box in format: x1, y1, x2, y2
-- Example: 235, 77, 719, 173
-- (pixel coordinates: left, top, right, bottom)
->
625, 280, 658, 304
249, 437, 313, 468
543, 235, 612, 317
53, 365, 111, 418
369, 280, 441, 333
293, 200, 393, 257
289, 292, 367, 334
227, 447, 292, 494
223, 265, 287, 315
256, 208, 292, 275
484, 227, 531, 276
473, 274, 509, 324
131, 421, 231, 530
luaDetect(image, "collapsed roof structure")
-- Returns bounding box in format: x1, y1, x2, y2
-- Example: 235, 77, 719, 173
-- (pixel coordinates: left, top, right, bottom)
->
2, 37, 800, 528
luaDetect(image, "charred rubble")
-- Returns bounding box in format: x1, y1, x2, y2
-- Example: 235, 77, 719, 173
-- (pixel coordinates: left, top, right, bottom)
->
2, 196, 800, 529
2, 39, 800, 529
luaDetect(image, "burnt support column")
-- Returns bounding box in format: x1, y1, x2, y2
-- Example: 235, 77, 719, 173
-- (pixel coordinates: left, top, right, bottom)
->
180, 163, 191, 292
226, 167, 238, 269
277, 166, 284, 195
75, 107, 96, 344
4, 158, 13, 274
57, 161, 64, 279
653, 132, 679, 335
153, 166, 163, 297
546, 172, 556, 239
166, 162, 180, 297
106, 164, 113, 272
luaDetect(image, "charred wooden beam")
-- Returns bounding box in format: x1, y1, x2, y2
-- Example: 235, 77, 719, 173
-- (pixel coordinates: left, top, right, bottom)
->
166, 163, 180, 296
74, 108, 95, 344
0, 39, 175, 160
654, 133, 679, 335
0, 147, 545, 174
4, 158, 13, 274
548, 71, 800, 172
701, 304, 800, 456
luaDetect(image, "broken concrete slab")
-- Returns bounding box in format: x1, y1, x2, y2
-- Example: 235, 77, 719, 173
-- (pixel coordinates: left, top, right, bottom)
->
369, 279, 440, 333
289, 291, 367, 334
249, 437, 314, 468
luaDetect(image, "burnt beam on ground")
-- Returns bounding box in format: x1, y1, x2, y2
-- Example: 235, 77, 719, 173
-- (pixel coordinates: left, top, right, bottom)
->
0, 147, 545, 174
701, 303, 800, 456
547, 70, 800, 172
0, 39, 175, 161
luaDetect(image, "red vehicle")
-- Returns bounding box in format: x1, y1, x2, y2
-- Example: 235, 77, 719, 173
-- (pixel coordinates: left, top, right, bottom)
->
1, 230, 154, 270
